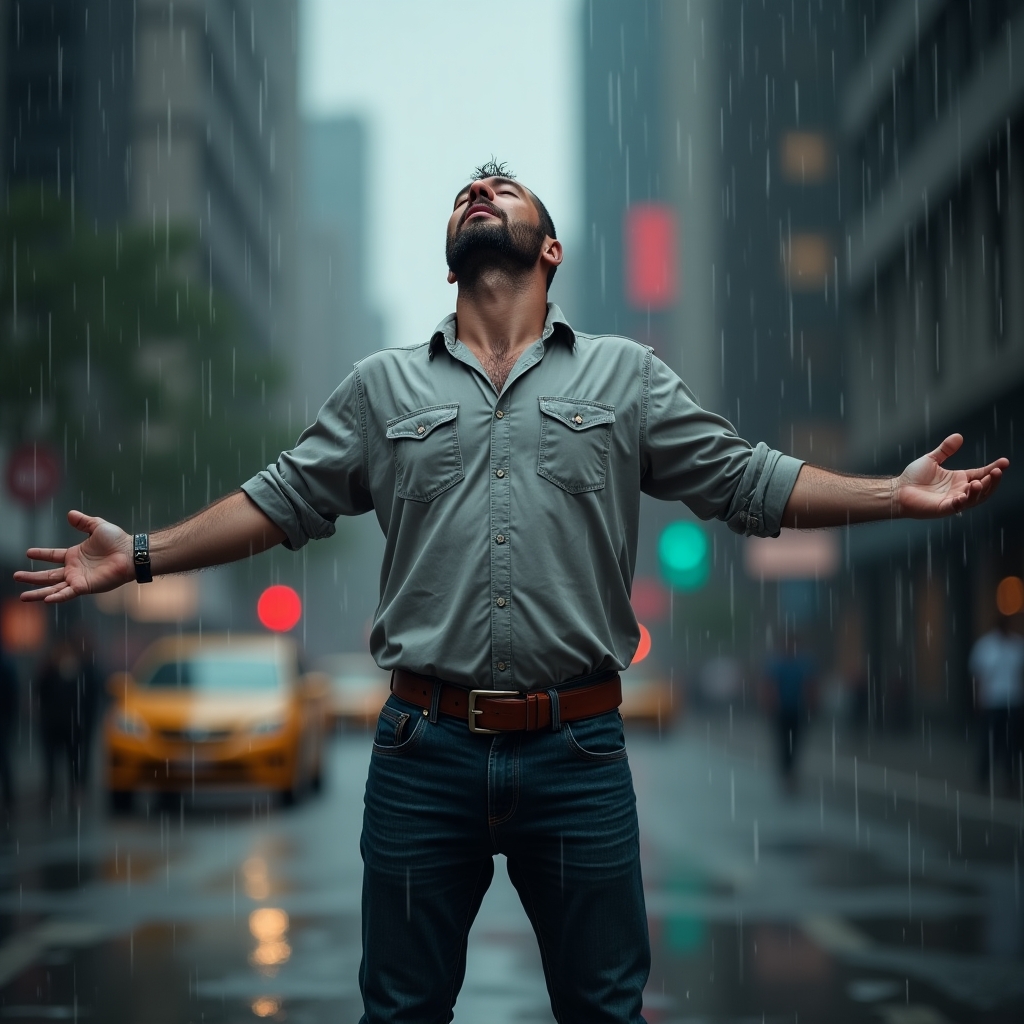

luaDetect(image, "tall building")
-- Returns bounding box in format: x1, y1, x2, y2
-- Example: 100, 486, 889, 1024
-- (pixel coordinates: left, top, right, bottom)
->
840, 0, 1024, 727
2, 0, 298, 350
293, 115, 385, 660
582, 1, 849, 682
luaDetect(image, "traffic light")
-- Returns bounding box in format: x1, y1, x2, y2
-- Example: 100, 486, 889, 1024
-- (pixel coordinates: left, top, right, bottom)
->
257, 585, 302, 632
657, 521, 709, 591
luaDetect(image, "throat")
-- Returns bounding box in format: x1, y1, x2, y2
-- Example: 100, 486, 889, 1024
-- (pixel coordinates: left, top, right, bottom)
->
480, 339, 517, 391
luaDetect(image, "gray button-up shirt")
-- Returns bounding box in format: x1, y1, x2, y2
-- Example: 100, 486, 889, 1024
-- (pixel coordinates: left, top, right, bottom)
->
242, 304, 803, 691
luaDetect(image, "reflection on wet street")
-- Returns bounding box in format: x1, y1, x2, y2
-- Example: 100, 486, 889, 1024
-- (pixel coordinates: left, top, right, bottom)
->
1, 717, 1020, 1023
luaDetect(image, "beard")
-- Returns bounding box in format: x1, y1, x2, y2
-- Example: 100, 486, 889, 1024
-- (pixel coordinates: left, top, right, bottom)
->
445, 213, 545, 286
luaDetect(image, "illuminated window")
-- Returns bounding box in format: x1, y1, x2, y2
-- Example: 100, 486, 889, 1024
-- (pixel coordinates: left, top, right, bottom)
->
780, 131, 831, 183
782, 234, 833, 290
624, 203, 678, 309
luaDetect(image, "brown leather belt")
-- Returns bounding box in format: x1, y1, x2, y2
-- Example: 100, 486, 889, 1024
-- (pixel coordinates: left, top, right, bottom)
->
391, 669, 622, 734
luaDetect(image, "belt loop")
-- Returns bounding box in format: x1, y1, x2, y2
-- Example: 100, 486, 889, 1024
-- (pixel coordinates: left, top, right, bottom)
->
545, 688, 562, 732
428, 681, 441, 724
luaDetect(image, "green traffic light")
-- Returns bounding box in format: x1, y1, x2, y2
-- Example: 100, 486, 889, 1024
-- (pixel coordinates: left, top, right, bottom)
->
658, 521, 709, 591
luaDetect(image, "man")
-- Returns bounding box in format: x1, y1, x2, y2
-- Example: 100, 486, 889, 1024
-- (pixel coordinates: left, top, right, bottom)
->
969, 614, 1024, 792
15, 161, 1008, 1023
0, 633, 17, 814
762, 629, 816, 794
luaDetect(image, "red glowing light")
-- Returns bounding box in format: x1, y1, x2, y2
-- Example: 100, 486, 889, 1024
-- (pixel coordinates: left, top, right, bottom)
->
257, 585, 302, 632
624, 203, 678, 309
632, 623, 652, 665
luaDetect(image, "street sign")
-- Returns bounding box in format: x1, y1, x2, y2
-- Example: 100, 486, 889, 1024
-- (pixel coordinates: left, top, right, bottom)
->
5, 443, 62, 506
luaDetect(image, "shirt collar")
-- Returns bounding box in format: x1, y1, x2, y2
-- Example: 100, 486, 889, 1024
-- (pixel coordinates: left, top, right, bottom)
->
428, 302, 576, 358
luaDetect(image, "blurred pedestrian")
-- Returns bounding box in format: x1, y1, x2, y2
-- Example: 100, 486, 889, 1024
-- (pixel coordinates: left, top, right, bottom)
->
0, 635, 17, 812
763, 632, 816, 792
14, 160, 1009, 1024
36, 634, 100, 802
970, 615, 1024, 793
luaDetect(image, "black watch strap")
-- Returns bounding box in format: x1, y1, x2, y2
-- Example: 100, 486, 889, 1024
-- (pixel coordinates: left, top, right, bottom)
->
133, 533, 153, 584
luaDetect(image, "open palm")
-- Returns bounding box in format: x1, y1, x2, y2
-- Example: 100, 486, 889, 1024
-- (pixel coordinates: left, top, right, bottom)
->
898, 434, 1008, 518
14, 510, 133, 603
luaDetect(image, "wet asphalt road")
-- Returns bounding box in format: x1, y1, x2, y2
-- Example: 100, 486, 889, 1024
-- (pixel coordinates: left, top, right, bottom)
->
1, 717, 1022, 1024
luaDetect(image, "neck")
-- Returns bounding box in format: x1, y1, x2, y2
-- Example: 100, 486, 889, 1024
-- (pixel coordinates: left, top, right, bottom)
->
454, 267, 549, 358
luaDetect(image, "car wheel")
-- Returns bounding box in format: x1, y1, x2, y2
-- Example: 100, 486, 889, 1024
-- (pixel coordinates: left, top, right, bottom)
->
108, 790, 133, 814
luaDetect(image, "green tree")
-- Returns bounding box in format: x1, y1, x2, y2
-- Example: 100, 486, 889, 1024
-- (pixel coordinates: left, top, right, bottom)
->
0, 186, 290, 530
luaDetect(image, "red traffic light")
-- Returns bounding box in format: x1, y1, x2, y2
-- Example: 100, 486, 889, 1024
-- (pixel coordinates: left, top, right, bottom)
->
257, 585, 301, 632
633, 623, 652, 664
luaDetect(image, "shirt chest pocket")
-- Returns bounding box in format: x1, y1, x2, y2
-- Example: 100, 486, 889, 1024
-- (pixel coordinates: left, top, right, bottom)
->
537, 397, 616, 494
386, 404, 464, 502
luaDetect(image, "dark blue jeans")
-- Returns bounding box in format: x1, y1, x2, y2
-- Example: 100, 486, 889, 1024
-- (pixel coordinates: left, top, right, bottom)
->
358, 692, 650, 1024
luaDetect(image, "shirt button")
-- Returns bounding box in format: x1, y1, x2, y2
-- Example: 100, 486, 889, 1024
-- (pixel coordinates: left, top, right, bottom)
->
495, 534, 505, 544
495, 469, 505, 478
416, 425, 425, 434
496, 597, 506, 607
495, 410, 504, 419
573, 414, 583, 425
497, 662, 507, 671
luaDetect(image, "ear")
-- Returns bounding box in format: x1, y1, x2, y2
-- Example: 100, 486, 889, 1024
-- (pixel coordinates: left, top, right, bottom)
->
447, 270, 457, 284
540, 238, 563, 274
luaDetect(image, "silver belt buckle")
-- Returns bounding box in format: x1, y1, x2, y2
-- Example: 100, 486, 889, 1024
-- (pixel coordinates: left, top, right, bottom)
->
467, 689, 518, 734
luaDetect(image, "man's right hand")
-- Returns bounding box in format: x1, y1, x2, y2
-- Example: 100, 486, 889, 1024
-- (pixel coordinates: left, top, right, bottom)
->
14, 510, 134, 604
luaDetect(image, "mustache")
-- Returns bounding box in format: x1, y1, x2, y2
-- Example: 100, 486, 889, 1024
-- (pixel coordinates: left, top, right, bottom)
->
457, 198, 506, 231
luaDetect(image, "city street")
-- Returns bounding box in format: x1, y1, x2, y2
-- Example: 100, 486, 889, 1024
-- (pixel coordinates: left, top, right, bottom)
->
1, 715, 1021, 1024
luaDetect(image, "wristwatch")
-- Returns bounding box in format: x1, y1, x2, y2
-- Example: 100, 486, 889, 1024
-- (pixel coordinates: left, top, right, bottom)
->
133, 533, 153, 584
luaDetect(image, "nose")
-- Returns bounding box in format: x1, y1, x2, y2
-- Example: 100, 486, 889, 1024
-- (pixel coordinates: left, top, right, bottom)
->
468, 179, 495, 202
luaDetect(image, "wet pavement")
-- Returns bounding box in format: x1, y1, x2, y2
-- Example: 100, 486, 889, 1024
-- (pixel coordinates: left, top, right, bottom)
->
0, 717, 1021, 1023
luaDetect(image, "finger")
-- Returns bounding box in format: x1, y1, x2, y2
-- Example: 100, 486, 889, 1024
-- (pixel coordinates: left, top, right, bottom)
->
964, 459, 1009, 481
929, 434, 963, 465
14, 567, 67, 585
19, 582, 68, 602
45, 584, 81, 604
67, 509, 100, 535
24, 547, 68, 564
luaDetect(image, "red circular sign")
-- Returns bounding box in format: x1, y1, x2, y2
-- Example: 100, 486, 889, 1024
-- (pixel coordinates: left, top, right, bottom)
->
5, 443, 62, 506
257, 585, 302, 632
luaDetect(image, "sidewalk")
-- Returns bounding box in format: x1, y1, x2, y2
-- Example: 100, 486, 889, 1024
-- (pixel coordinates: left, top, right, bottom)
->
684, 709, 1024, 832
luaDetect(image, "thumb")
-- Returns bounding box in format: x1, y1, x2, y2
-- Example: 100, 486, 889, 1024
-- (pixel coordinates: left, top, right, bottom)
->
929, 433, 963, 466
67, 509, 101, 536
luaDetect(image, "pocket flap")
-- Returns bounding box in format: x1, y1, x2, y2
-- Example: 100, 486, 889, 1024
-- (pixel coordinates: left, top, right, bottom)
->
386, 404, 459, 441
538, 397, 616, 431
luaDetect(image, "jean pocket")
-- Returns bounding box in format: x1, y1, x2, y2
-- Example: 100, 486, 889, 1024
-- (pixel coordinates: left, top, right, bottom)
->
563, 710, 628, 762
537, 397, 615, 493
386, 404, 464, 502
372, 699, 425, 756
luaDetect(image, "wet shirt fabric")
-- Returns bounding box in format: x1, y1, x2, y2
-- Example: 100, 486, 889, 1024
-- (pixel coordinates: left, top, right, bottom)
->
242, 304, 803, 692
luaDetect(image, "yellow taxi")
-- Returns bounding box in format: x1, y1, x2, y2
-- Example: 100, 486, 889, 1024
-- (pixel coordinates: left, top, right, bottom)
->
104, 634, 328, 811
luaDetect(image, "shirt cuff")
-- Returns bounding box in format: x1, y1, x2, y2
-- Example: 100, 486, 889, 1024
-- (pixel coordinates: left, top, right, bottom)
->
241, 470, 337, 551
724, 444, 804, 537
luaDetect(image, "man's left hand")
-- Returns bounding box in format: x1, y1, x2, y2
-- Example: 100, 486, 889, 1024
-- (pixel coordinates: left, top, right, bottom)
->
897, 434, 1008, 518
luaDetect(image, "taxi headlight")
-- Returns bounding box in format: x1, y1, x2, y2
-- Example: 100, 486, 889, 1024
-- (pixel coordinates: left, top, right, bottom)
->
251, 718, 285, 736
115, 711, 148, 737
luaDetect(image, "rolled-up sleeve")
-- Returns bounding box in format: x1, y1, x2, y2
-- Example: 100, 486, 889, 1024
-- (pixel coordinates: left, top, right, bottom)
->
241, 369, 373, 550
640, 354, 803, 537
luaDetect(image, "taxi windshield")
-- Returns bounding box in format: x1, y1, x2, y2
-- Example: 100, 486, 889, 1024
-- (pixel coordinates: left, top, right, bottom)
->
142, 655, 281, 692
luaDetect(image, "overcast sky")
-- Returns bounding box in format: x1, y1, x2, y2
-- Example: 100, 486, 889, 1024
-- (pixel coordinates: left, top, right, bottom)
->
300, 0, 582, 348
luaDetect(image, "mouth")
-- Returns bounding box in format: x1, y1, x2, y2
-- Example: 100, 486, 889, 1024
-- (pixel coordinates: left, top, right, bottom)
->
461, 202, 502, 227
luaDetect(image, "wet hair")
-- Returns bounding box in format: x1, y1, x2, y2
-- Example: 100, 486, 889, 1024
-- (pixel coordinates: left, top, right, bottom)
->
468, 160, 558, 288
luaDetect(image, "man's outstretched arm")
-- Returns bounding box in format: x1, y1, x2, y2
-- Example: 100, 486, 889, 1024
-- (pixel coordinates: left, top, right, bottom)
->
14, 491, 286, 604
781, 433, 1008, 529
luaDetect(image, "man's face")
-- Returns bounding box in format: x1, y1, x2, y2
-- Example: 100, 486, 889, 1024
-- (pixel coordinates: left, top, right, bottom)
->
445, 176, 546, 283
